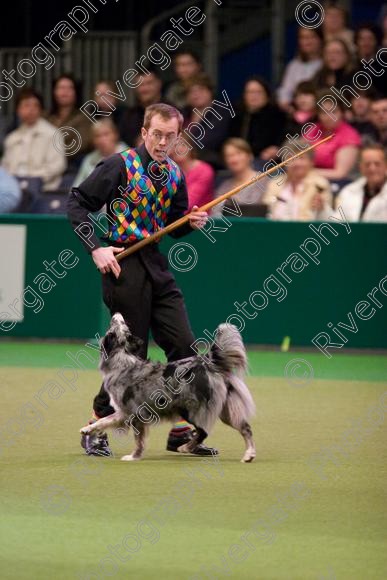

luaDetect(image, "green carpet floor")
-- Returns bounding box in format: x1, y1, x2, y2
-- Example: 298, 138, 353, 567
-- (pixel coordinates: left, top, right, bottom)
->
0, 344, 386, 580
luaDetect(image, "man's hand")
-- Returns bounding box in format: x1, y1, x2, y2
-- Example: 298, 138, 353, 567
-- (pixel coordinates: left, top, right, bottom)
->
92, 246, 124, 278
189, 205, 209, 230
311, 192, 324, 212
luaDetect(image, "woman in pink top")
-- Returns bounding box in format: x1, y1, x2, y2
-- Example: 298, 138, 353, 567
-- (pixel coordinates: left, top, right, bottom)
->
171, 145, 215, 210
311, 95, 362, 180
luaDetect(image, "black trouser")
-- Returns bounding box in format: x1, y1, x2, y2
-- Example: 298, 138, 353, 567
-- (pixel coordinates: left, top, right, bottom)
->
93, 244, 196, 417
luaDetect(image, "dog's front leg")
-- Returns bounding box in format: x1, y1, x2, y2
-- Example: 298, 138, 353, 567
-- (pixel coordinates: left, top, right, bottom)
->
80, 412, 122, 435
121, 423, 148, 462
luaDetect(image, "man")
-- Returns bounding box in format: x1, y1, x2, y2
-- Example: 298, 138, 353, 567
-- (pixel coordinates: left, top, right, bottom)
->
2, 88, 66, 191
67, 102, 217, 457
335, 144, 387, 222
120, 70, 164, 146
369, 97, 387, 147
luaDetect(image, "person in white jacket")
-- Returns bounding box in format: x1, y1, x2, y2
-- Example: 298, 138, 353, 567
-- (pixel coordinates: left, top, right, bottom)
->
335, 144, 387, 222
2, 88, 66, 192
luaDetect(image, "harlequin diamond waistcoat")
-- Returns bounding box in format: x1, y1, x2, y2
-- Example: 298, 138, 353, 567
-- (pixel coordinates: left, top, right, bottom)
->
108, 148, 182, 243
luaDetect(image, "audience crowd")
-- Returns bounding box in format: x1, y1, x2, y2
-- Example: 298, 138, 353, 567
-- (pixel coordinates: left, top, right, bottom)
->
1, 2, 387, 221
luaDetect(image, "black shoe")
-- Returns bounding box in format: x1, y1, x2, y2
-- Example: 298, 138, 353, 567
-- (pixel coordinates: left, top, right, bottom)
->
166, 429, 219, 456
81, 431, 113, 457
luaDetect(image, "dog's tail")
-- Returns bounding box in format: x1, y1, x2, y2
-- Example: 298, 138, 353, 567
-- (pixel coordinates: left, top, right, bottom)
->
225, 374, 256, 422
210, 323, 247, 378
211, 324, 255, 420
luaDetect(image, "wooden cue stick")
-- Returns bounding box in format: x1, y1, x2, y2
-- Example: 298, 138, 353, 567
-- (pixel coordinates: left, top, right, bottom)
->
116, 134, 334, 262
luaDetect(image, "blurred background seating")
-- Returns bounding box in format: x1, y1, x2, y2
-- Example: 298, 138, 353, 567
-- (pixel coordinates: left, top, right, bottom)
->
0, 0, 386, 222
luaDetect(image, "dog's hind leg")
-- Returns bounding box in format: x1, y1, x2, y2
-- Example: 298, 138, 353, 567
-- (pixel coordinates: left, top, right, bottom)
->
220, 405, 256, 463
121, 423, 148, 462
239, 422, 256, 463
80, 412, 123, 435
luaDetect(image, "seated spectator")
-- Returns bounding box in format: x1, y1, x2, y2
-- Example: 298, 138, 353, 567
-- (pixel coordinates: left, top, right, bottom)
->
165, 50, 202, 109
311, 94, 361, 180
369, 97, 387, 147
277, 26, 323, 111
120, 69, 163, 146
262, 139, 332, 221
313, 39, 355, 90
93, 80, 129, 141
230, 76, 287, 161
48, 74, 92, 162
2, 88, 66, 191
212, 139, 264, 216
286, 82, 318, 134
170, 144, 214, 210
346, 90, 379, 142
0, 167, 22, 213
354, 22, 383, 62
354, 23, 386, 97
323, 3, 355, 52
73, 119, 127, 187
334, 144, 387, 221
183, 74, 230, 168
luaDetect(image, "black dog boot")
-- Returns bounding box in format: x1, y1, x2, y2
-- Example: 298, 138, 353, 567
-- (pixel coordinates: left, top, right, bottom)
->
166, 428, 218, 456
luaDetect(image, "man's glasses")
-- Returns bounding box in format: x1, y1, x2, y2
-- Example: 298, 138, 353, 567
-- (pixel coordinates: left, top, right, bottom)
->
148, 131, 178, 145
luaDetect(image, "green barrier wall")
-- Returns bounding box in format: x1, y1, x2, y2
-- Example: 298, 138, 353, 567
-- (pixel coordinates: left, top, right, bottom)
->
0, 214, 386, 349
0, 215, 103, 339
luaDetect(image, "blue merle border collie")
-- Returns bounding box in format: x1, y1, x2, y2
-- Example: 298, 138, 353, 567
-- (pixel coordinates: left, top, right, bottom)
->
81, 313, 256, 462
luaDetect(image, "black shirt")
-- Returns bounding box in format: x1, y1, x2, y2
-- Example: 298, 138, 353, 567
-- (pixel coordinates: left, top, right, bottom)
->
230, 103, 287, 158
67, 143, 193, 253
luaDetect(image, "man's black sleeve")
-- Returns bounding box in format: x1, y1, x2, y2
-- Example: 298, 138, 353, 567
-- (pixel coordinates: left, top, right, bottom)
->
67, 155, 126, 253
167, 172, 194, 239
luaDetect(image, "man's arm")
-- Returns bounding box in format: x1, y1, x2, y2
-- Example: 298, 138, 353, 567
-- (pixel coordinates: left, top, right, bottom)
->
67, 155, 128, 279
67, 155, 125, 253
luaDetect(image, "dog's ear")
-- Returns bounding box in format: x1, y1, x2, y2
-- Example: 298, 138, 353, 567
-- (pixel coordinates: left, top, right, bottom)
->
126, 335, 143, 355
